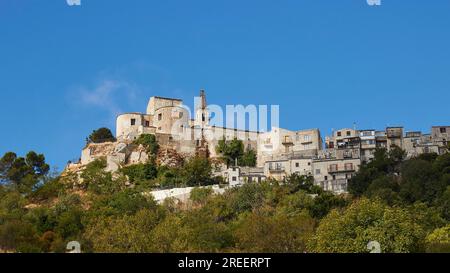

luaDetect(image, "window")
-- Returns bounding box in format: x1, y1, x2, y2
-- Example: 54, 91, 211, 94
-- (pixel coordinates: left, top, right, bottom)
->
131, 119, 136, 126
337, 132, 342, 137
179, 112, 183, 118
333, 175, 336, 180
315, 169, 321, 175
232, 177, 237, 182
158, 113, 162, 121
324, 176, 328, 181
295, 162, 300, 168
440, 127, 447, 133
202, 114, 206, 122
346, 131, 351, 136
303, 135, 311, 142
308, 162, 311, 166
145, 121, 150, 127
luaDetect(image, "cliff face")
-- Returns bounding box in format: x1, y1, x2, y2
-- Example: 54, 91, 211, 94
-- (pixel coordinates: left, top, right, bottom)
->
66, 140, 185, 176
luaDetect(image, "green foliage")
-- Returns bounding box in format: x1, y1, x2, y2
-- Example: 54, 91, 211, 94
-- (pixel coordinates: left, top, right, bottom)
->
133, 134, 159, 155
285, 174, 322, 194
425, 224, 450, 253
1, 148, 449, 253
81, 158, 123, 195
190, 187, 213, 206
88, 128, 116, 144
121, 163, 157, 184
234, 211, 315, 252
83, 209, 162, 253
216, 138, 243, 166
0, 151, 50, 194
29, 178, 65, 202
239, 148, 257, 167
90, 189, 157, 217
308, 192, 349, 219
175, 208, 233, 252
348, 149, 450, 211
182, 156, 213, 187
155, 166, 184, 188
308, 198, 427, 253
216, 138, 256, 167
0, 220, 40, 252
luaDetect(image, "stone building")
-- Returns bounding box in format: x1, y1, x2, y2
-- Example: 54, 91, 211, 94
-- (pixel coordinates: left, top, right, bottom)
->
431, 126, 450, 154
264, 154, 314, 181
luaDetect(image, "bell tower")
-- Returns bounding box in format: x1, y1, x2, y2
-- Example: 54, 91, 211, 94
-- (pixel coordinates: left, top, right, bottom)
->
195, 89, 210, 158
195, 89, 209, 128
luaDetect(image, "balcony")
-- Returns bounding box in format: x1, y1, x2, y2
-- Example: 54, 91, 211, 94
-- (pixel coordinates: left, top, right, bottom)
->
282, 136, 294, 146
328, 165, 355, 173
268, 166, 285, 173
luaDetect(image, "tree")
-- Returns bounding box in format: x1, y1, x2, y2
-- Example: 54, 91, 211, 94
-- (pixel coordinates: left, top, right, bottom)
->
182, 156, 213, 187
285, 174, 321, 194
425, 224, 450, 253
0, 151, 49, 194
239, 148, 257, 167
121, 163, 157, 184
88, 128, 116, 144
216, 138, 244, 167
234, 211, 315, 252
308, 192, 349, 219
83, 209, 160, 253
190, 187, 213, 206
223, 183, 267, 216
90, 188, 157, 217
399, 159, 443, 204
175, 208, 233, 252
308, 198, 426, 253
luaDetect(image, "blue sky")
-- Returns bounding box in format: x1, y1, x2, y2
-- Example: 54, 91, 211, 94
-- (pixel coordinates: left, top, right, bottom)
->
1, 0, 449, 170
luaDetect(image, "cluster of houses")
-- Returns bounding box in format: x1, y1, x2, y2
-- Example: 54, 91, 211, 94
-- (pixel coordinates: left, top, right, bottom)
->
79, 91, 449, 194
226, 126, 449, 193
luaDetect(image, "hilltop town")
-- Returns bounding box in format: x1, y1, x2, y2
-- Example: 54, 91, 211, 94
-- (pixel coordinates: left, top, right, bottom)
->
66, 91, 450, 195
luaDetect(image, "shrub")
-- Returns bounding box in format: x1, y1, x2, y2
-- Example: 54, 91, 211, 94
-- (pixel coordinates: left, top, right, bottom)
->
133, 134, 159, 155
121, 163, 157, 184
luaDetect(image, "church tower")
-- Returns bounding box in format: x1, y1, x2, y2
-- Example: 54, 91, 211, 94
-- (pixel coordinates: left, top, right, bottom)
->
195, 89, 209, 128
195, 89, 210, 158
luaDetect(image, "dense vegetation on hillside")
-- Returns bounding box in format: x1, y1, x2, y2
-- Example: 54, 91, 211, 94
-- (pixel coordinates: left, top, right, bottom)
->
0, 146, 449, 253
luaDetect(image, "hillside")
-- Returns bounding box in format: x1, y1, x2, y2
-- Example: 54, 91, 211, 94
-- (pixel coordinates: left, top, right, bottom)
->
0, 141, 449, 253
